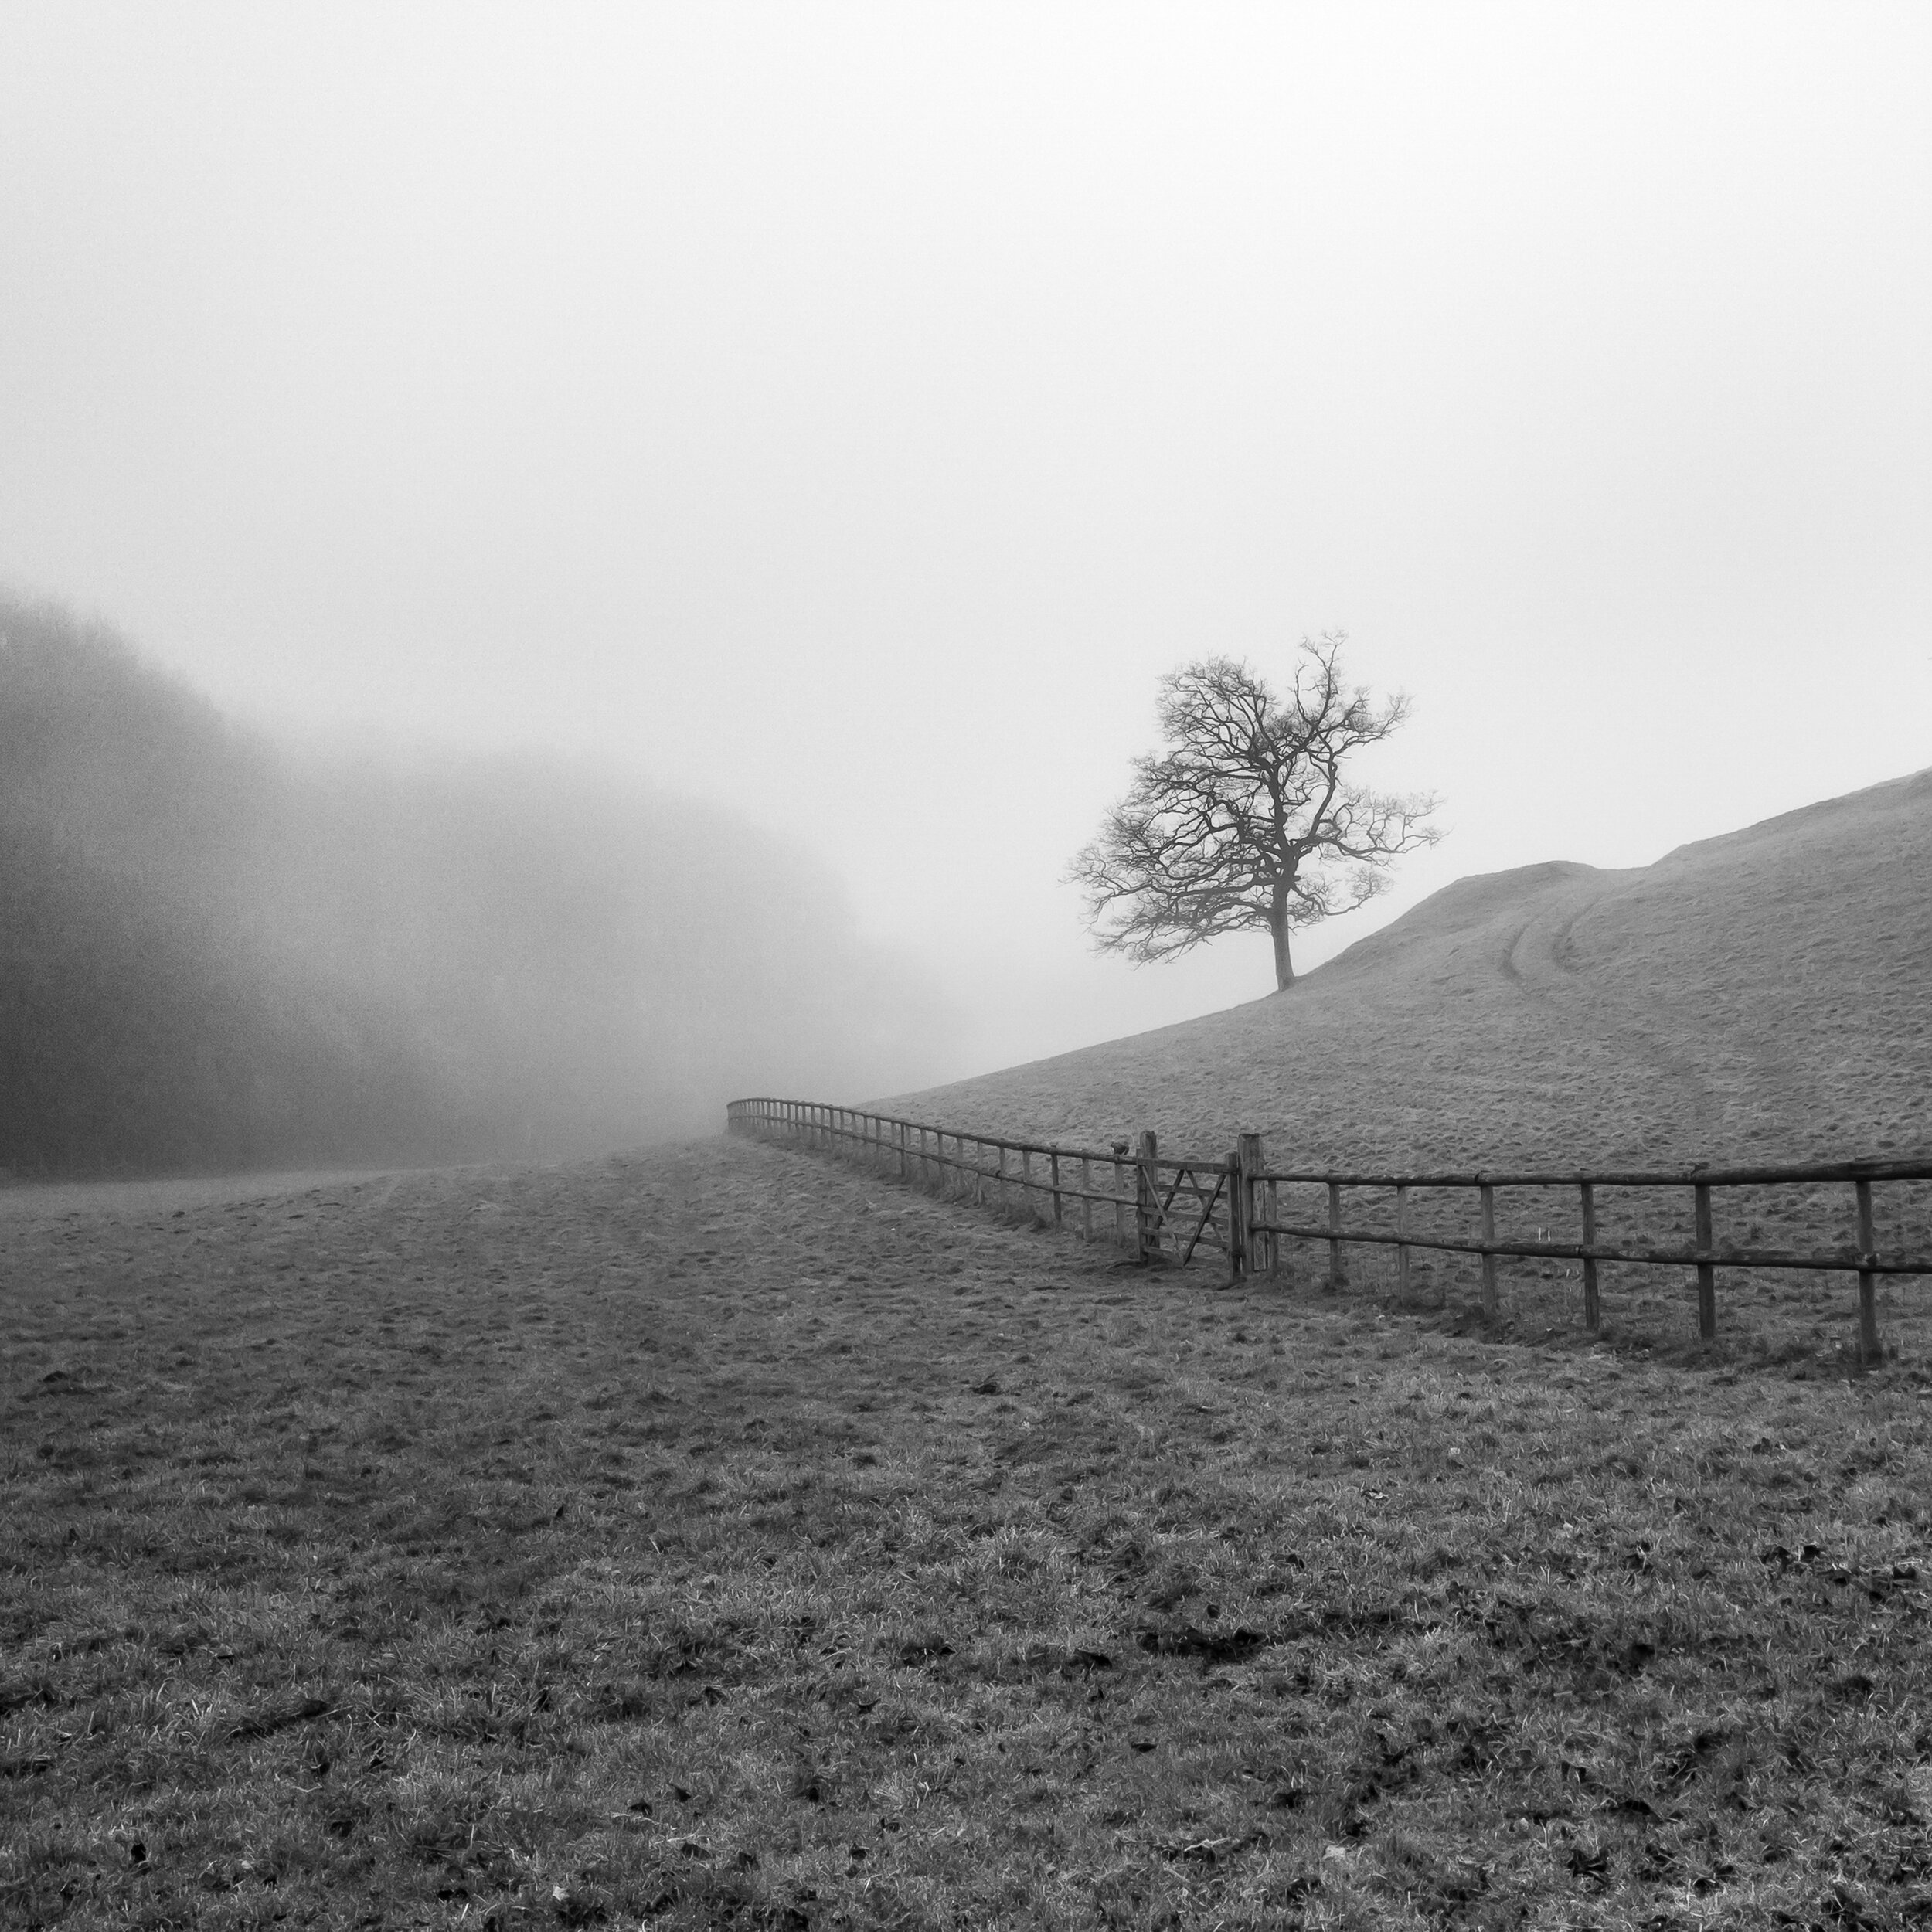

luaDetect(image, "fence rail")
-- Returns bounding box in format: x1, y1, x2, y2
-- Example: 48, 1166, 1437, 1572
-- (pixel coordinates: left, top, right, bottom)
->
725, 1097, 1932, 1366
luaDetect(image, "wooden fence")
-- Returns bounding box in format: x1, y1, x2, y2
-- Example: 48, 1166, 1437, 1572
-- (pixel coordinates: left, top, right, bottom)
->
724, 1097, 1932, 1366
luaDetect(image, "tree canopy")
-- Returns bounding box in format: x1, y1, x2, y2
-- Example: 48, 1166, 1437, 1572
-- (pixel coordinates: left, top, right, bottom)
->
1069, 636, 1440, 990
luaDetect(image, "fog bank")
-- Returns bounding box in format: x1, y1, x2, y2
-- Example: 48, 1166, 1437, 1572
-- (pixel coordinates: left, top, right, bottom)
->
0, 593, 958, 1176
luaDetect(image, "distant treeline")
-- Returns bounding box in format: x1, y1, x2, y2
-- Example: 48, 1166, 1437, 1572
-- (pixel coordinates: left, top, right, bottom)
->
0, 593, 951, 1177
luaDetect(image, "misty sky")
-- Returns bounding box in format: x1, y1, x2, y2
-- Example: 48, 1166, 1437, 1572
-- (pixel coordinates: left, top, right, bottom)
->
4, 4, 1928, 1078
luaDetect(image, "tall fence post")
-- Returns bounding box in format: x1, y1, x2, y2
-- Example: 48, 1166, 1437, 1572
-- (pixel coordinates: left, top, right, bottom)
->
1396, 1182, 1410, 1303
1136, 1131, 1160, 1264
1694, 1179, 1716, 1341
1225, 1146, 1244, 1282
1050, 1151, 1063, 1227
1480, 1182, 1498, 1320
1581, 1182, 1600, 1332
1856, 1176, 1880, 1369
1327, 1181, 1344, 1291
1080, 1156, 1093, 1241
1244, 1136, 1260, 1275
1235, 1134, 1260, 1281
1113, 1143, 1128, 1248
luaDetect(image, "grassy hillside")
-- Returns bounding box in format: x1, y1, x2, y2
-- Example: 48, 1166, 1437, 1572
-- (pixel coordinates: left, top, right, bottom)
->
890, 768, 1932, 1173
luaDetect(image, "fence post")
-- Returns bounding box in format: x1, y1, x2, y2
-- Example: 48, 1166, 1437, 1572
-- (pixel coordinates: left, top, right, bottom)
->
1113, 1143, 1128, 1248
1022, 1147, 1033, 1219
1480, 1182, 1498, 1319
1265, 1172, 1279, 1277
1240, 1133, 1263, 1277
1050, 1151, 1063, 1226
1228, 1141, 1252, 1283
1327, 1181, 1344, 1291
1694, 1179, 1716, 1341
1581, 1182, 1600, 1332
897, 1120, 907, 1182
1080, 1156, 1093, 1241
1396, 1182, 1410, 1303
1136, 1131, 1160, 1264
1855, 1176, 1879, 1369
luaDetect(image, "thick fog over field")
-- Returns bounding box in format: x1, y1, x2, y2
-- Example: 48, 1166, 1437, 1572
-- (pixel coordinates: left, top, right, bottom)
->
3, 5, 1930, 1166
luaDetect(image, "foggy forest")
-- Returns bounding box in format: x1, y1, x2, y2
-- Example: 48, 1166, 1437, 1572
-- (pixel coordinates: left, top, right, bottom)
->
0, 591, 955, 1175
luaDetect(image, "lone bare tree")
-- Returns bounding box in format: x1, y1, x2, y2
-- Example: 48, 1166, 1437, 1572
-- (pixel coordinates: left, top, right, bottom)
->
1069, 636, 1440, 991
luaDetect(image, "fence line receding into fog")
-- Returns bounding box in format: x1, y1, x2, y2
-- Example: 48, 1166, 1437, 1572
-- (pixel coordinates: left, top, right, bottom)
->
726, 1097, 1932, 1367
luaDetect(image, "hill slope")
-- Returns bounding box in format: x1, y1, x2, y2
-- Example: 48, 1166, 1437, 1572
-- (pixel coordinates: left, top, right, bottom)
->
889, 768, 1932, 1169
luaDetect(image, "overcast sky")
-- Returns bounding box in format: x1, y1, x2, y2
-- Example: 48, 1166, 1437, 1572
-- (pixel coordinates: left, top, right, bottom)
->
3, 3, 1928, 1077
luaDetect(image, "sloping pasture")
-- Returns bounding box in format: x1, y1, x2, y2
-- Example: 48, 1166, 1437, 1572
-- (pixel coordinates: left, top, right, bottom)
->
6, 1138, 1932, 1929
889, 767, 1932, 1182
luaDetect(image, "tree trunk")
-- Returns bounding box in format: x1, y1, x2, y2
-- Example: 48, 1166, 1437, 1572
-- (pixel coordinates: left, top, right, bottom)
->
1272, 916, 1294, 990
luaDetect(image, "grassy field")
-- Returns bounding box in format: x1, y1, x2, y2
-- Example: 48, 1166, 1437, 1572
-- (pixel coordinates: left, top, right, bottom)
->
9, 1136, 1932, 1929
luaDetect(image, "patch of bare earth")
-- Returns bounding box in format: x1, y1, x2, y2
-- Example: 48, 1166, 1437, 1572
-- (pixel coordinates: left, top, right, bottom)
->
7, 1136, 1932, 1928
